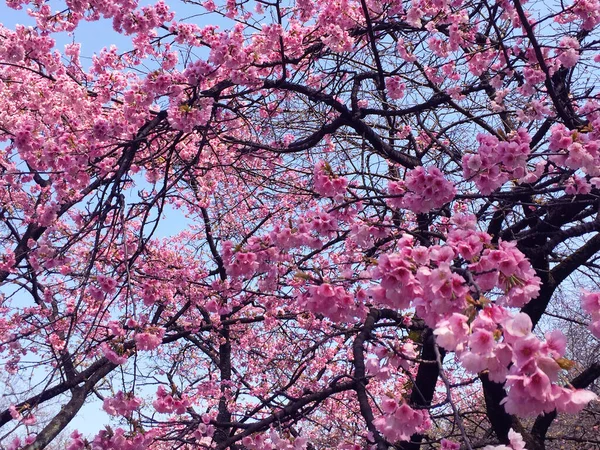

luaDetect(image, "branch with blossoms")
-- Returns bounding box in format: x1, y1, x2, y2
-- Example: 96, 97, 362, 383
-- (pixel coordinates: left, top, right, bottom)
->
2, 0, 600, 449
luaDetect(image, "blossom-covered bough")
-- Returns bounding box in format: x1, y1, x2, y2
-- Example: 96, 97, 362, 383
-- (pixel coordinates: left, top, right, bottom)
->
1, 0, 600, 448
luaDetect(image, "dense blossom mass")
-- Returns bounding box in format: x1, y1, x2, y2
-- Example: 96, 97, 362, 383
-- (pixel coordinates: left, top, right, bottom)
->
0, 0, 600, 448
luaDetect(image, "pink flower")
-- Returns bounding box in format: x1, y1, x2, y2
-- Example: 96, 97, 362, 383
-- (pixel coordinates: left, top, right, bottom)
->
226, 251, 259, 278
103, 391, 143, 417
590, 320, 600, 339
557, 36, 580, 68
543, 330, 566, 358
302, 283, 360, 322
503, 313, 532, 340
394, 166, 455, 213
100, 343, 128, 365
434, 313, 469, 351
581, 292, 600, 337
461, 351, 487, 374
152, 386, 191, 414
512, 335, 541, 367
463, 130, 531, 194
482, 429, 525, 449
469, 329, 495, 355
381, 398, 397, 414
582, 291, 600, 315
135, 327, 165, 351
313, 161, 348, 199
67, 431, 86, 450
385, 76, 406, 100
374, 401, 430, 442
508, 429, 527, 450
527, 369, 552, 401
441, 439, 460, 450
556, 388, 598, 414
97, 275, 117, 294
9, 405, 21, 420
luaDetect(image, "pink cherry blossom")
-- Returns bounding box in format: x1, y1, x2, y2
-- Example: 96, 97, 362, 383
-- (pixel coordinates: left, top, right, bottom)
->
134, 327, 165, 351
385, 76, 406, 100
0, 0, 599, 448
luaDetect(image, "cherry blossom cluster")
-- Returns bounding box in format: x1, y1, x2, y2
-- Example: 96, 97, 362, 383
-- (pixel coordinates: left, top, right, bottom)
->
8, 405, 35, 426
300, 283, 363, 322
134, 326, 165, 351
268, 224, 322, 252
549, 123, 600, 178
435, 308, 597, 417
152, 386, 192, 414
222, 205, 350, 282
7, 0, 175, 38
385, 76, 406, 100
446, 217, 492, 262
440, 439, 461, 450
88, 428, 157, 450
369, 230, 540, 326
313, 161, 348, 200
66, 431, 87, 450
66, 428, 159, 450
349, 221, 389, 248
366, 342, 417, 380
373, 398, 431, 443
224, 248, 260, 279
482, 429, 527, 450
100, 342, 129, 365
556, 37, 581, 68
313, 0, 361, 52
113, 1, 175, 36
369, 236, 470, 325
369, 237, 423, 312
192, 415, 215, 445
0, 24, 55, 65
387, 166, 455, 214
4, 435, 36, 450
2, 0, 600, 447
463, 129, 533, 194
221, 238, 283, 286
560, 0, 600, 30
305, 209, 339, 236
167, 97, 214, 132
242, 430, 308, 450
470, 240, 541, 308
102, 391, 143, 417
581, 291, 600, 338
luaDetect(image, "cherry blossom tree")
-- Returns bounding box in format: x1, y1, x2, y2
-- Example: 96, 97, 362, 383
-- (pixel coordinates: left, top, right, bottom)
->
1, 0, 600, 448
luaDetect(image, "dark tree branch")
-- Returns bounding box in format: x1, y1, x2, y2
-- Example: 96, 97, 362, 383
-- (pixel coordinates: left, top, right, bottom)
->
398, 328, 444, 450
352, 309, 388, 450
